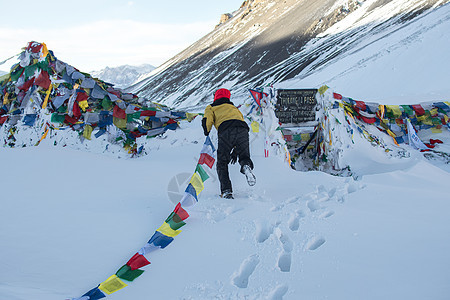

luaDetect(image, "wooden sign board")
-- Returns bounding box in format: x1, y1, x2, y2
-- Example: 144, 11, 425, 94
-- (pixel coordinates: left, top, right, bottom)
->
275, 89, 318, 124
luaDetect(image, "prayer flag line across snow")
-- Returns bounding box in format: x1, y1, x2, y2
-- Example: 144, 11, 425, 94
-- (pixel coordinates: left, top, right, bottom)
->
70, 136, 216, 300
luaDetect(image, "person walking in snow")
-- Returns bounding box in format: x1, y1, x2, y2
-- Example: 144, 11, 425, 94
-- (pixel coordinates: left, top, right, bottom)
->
202, 88, 256, 199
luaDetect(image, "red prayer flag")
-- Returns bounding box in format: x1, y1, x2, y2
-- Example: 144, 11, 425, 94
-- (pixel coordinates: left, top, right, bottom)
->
198, 152, 215, 168
174, 202, 189, 220
64, 115, 78, 124
35, 71, 51, 90
361, 116, 376, 124
73, 102, 82, 118
18, 78, 35, 91
249, 89, 268, 107
27, 42, 43, 53
412, 105, 425, 116
126, 253, 150, 270
75, 91, 88, 103
0, 116, 8, 124
333, 93, 342, 100
140, 110, 156, 117
113, 105, 126, 119
355, 100, 366, 111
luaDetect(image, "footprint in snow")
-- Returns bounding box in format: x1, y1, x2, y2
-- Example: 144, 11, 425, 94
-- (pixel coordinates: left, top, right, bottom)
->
255, 220, 274, 243
267, 284, 289, 300
288, 210, 304, 232
319, 210, 334, 219
231, 254, 260, 288
305, 236, 326, 251
275, 228, 293, 272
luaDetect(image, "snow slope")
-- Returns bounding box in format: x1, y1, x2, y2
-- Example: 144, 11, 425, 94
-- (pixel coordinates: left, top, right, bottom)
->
1, 113, 449, 300
280, 0, 450, 105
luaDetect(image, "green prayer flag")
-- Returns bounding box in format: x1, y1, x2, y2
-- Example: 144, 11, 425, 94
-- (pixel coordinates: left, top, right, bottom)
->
195, 164, 209, 182
127, 112, 140, 123
165, 212, 186, 230
51, 113, 65, 123
401, 105, 414, 116
24, 64, 39, 80
102, 95, 113, 110
166, 217, 186, 230
116, 265, 144, 282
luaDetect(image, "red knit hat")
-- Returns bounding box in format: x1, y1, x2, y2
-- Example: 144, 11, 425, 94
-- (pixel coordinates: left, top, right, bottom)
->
214, 88, 231, 101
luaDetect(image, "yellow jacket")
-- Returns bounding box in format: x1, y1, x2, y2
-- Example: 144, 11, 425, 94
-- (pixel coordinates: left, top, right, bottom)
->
202, 98, 248, 135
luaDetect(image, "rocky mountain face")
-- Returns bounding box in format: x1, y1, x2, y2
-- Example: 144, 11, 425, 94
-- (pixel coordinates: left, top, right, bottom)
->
91, 64, 155, 89
130, 0, 448, 109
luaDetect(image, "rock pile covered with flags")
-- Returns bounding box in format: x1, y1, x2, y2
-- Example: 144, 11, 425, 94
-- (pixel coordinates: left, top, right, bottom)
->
0, 42, 191, 155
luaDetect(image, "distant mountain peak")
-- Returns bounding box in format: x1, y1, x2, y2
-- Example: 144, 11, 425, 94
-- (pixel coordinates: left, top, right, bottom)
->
90, 64, 155, 89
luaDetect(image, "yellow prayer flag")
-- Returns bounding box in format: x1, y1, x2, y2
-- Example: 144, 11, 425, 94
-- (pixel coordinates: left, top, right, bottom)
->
301, 133, 310, 141
189, 172, 204, 195
185, 112, 198, 122
98, 275, 128, 295
78, 100, 89, 111
385, 105, 402, 118
378, 105, 385, 119
251, 121, 259, 133
386, 129, 397, 138
444, 115, 449, 123
83, 125, 93, 140
318, 85, 329, 95
431, 127, 442, 133
430, 108, 438, 116
35, 127, 49, 146
41, 43, 49, 58
42, 85, 52, 109
3, 92, 9, 105
113, 117, 127, 128
157, 222, 181, 237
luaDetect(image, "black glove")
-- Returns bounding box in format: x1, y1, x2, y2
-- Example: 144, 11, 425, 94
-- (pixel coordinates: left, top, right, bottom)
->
230, 147, 237, 164
202, 118, 209, 136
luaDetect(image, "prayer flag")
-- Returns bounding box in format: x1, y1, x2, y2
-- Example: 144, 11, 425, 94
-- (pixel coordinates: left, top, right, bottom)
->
35, 70, 51, 90
407, 119, 428, 150
205, 136, 216, 152
83, 125, 93, 140
189, 173, 204, 194
249, 89, 267, 107
148, 231, 174, 248
180, 191, 197, 208
195, 164, 209, 182
173, 202, 189, 220
412, 105, 425, 116
126, 253, 150, 270
157, 222, 181, 237
198, 153, 215, 168
81, 286, 106, 300
251, 121, 259, 132
98, 275, 128, 295
165, 212, 186, 230
116, 265, 144, 282
185, 183, 198, 200
113, 105, 126, 119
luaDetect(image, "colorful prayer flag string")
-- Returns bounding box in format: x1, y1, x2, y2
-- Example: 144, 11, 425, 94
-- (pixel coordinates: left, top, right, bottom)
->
70, 136, 216, 300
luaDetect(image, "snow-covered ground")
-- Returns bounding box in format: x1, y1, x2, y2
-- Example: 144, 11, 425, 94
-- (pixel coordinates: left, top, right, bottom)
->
1, 112, 449, 299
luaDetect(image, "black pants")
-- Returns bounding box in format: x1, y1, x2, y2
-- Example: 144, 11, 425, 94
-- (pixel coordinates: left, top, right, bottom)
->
217, 127, 253, 193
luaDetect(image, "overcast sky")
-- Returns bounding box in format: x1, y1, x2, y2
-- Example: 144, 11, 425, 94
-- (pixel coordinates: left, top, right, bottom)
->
0, 0, 243, 72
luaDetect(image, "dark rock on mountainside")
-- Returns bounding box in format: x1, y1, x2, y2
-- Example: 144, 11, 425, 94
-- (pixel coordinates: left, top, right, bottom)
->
129, 0, 448, 109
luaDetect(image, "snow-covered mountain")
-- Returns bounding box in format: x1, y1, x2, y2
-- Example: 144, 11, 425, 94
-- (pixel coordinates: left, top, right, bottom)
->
91, 64, 155, 89
129, 0, 449, 109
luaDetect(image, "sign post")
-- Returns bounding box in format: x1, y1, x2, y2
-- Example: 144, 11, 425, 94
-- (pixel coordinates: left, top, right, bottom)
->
275, 89, 317, 124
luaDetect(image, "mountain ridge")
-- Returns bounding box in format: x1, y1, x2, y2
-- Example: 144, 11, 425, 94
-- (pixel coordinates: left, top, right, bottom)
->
129, 0, 449, 109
